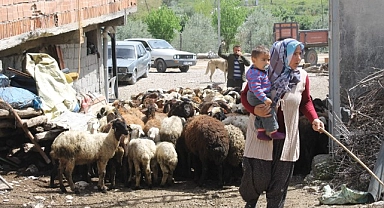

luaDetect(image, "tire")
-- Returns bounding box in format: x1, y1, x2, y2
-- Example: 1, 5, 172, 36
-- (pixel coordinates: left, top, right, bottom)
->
127, 70, 137, 85
142, 64, 150, 78
304, 49, 318, 65
179, 66, 189, 73
156, 59, 167, 73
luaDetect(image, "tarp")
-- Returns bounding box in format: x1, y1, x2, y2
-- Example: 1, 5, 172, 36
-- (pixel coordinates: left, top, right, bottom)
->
24, 53, 79, 119
0, 87, 42, 110
318, 184, 370, 205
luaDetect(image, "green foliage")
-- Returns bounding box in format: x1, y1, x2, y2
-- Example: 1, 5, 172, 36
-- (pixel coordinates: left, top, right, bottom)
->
145, 7, 181, 42
193, 0, 215, 17
272, 6, 295, 22
171, 13, 218, 53
132, 0, 162, 19
310, 12, 329, 29
116, 18, 152, 40
259, 0, 329, 29
295, 16, 311, 30
212, 0, 248, 48
117, 0, 330, 53
237, 7, 277, 53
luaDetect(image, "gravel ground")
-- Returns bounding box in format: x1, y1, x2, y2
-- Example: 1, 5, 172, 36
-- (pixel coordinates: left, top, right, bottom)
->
117, 57, 329, 101
0, 56, 340, 208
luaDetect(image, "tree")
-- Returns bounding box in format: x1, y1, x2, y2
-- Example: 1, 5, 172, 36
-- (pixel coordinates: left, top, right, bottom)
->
237, 7, 277, 53
171, 13, 218, 53
145, 7, 181, 42
212, 0, 248, 49
272, 6, 295, 22
116, 18, 152, 40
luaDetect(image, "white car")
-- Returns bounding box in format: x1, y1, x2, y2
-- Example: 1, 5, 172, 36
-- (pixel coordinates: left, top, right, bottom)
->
125, 38, 197, 73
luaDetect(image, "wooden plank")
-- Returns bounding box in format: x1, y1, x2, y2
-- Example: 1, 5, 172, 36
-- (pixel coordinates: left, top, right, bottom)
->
21, 115, 48, 128
34, 129, 66, 141
0, 108, 43, 119
0, 99, 50, 164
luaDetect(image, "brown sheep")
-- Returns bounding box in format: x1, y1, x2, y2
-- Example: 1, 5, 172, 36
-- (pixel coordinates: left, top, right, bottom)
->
112, 100, 145, 130
183, 115, 229, 188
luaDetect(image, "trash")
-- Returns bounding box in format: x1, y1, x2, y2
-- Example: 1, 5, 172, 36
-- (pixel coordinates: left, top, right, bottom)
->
318, 184, 370, 205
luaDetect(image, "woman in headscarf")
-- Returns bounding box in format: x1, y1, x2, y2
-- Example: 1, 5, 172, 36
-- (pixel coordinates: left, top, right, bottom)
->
239, 38, 325, 208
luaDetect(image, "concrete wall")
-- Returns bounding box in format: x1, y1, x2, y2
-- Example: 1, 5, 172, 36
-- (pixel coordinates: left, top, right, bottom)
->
339, 0, 384, 101
60, 33, 105, 95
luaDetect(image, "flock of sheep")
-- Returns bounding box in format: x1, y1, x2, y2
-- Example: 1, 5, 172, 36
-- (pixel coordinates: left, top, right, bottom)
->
48, 84, 328, 194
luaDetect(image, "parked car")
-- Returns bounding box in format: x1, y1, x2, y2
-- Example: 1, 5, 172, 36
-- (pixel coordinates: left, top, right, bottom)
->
107, 41, 151, 85
125, 38, 197, 73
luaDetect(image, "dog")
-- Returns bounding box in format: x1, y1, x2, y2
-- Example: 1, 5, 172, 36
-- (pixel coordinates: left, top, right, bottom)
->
205, 59, 228, 82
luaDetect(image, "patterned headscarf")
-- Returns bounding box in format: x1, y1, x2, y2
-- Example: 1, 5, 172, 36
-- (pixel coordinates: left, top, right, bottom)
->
269, 38, 304, 104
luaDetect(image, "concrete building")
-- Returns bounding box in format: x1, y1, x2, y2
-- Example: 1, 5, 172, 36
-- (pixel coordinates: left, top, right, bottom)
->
0, 0, 137, 101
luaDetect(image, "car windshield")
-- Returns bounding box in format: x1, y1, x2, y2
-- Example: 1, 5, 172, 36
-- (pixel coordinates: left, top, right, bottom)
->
147, 40, 174, 49
108, 46, 135, 59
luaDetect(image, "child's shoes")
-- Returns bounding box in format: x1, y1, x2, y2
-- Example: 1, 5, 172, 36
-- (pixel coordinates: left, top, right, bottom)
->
257, 131, 271, 140
270, 131, 285, 140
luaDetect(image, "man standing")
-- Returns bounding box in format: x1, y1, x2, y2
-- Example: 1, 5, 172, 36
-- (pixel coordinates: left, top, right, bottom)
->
218, 41, 251, 90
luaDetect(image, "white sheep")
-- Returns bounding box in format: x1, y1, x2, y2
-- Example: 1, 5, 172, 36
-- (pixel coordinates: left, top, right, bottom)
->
222, 114, 249, 137
148, 127, 160, 143
50, 118, 129, 194
128, 123, 145, 139
127, 137, 157, 189
224, 124, 245, 183
159, 115, 184, 145
154, 141, 178, 187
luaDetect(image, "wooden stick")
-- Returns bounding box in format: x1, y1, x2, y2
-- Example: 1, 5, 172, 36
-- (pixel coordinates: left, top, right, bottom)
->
319, 127, 384, 187
0, 175, 13, 190
0, 100, 51, 164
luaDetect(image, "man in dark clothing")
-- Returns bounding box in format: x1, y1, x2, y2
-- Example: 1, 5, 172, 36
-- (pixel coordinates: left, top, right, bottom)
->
218, 42, 251, 89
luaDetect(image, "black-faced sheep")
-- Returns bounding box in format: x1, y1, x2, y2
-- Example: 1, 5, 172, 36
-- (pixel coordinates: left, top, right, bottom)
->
294, 112, 329, 176
167, 99, 196, 119
50, 118, 129, 194
153, 141, 178, 187
183, 115, 229, 188
127, 137, 157, 189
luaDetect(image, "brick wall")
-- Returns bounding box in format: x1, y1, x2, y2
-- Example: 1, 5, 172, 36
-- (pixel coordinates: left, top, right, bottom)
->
0, 0, 137, 40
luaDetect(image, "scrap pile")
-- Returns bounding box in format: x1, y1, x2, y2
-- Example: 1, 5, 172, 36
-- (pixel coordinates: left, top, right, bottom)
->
331, 68, 384, 191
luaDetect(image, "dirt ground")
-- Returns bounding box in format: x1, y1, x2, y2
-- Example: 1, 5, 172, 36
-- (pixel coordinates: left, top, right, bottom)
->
0, 55, 369, 208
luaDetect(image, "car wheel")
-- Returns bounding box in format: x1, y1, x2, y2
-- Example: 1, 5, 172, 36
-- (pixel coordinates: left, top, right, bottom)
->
156, 59, 167, 73
127, 70, 137, 85
179, 66, 189, 72
142, 64, 150, 78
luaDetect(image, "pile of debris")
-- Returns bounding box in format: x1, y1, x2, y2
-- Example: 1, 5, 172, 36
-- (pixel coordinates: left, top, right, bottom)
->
330, 69, 384, 191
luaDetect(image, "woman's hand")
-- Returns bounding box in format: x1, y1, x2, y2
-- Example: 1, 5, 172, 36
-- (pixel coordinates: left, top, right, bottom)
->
312, 118, 325, 132
253, 104, 271, 118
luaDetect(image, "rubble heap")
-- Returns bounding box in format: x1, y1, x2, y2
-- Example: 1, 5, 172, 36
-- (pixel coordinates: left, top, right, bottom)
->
331, 69, 384, 191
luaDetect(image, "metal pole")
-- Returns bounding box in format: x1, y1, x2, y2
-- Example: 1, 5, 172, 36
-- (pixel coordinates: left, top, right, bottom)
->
329, 0, 341, 154
218, 0, 221, 46
102, 30, 109, 103
321, 0, 324, 25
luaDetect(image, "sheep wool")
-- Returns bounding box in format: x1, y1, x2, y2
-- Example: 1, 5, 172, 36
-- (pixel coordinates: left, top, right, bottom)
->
155, 141, 178, 187
50, 118, 129, 194
127, 137, 157, 189
184, 115, 229, 188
